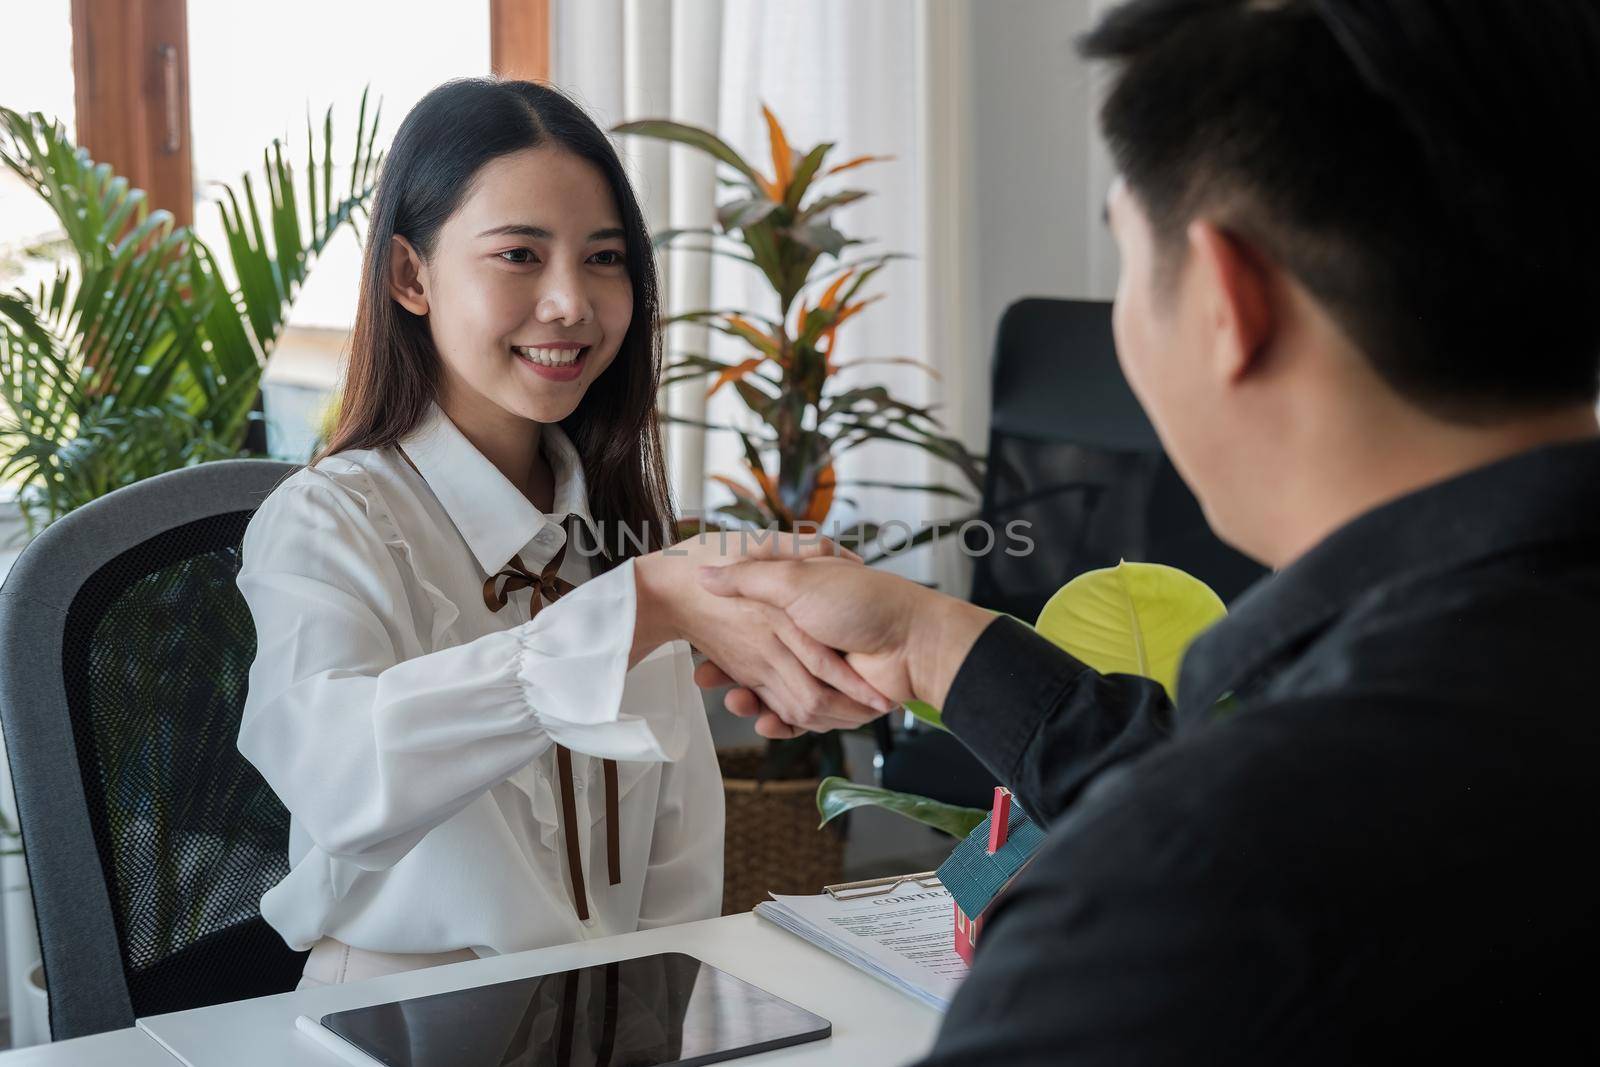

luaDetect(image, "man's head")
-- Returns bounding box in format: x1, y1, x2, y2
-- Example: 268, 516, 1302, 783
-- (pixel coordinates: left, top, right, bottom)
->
1087, 0, 1600, 565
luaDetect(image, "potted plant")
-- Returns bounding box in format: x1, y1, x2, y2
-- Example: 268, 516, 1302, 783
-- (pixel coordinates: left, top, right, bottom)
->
617, 107, 984, 912
0, 92, 383, 532
0, 97, 380, 1044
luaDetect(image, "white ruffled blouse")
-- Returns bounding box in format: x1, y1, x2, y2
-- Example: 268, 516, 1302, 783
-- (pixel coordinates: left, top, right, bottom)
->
235, 402, 724, 956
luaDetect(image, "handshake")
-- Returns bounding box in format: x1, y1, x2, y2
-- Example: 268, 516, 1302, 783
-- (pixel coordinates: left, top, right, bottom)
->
631, 530, 990, 739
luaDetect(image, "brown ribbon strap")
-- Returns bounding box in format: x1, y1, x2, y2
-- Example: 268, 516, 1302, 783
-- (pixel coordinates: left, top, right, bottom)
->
482, 511, 622, 916
553, 743, 589, 922
603, 759, 621, 886
394, 446, 624, 921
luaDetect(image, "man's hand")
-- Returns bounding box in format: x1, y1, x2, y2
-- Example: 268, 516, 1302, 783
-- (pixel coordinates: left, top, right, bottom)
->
634, 532, 895, 734
692, 557, 995, 738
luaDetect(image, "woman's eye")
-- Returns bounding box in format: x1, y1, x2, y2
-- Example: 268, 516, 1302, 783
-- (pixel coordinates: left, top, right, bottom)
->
589, 249, 627, 267
498, 248, 537, 265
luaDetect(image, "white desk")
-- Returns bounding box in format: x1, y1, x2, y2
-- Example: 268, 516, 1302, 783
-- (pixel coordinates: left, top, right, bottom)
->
137, 913, 942, 1066
0, 1026, 179, 1065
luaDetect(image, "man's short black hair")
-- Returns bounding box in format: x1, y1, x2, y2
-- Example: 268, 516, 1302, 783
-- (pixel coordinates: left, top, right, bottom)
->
1083, 0, 1600, 419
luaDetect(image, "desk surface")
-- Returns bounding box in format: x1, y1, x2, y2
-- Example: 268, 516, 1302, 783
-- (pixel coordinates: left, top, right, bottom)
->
138, 912, 943, 1066
0, 1026, 178, 1065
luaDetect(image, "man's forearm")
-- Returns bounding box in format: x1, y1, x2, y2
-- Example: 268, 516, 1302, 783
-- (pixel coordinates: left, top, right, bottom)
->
936, 614, 1176, 825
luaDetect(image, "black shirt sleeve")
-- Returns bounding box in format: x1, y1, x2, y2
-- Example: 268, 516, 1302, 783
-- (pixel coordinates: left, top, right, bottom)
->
940, 615, 1175, 825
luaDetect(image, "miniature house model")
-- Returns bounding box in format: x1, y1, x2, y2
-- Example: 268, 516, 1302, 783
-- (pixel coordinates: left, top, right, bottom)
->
936, 786, 1045, 965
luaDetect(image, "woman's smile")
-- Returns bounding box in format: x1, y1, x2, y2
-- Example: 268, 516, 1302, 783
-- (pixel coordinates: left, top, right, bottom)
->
513, 342, 591, 382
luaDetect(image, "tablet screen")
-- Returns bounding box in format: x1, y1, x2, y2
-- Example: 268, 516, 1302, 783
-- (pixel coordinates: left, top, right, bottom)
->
319, 952, 831, 1066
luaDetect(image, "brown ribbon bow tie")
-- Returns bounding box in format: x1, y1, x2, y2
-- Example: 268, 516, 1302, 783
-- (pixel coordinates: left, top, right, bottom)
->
396, 446, 623, 924
484, 518, 622, 924
481, 548, 575, 613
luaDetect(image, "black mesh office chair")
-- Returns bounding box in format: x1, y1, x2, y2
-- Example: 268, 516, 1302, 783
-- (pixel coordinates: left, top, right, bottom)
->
880, 298, 1267, 809
0, 459, 306, 1039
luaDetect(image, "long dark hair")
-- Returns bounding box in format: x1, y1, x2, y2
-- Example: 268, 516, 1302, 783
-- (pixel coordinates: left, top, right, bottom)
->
317, 78, 674, 561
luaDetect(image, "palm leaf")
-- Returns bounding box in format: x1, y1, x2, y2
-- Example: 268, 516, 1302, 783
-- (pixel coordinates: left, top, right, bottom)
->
0, 92, 380, 526
213, 86, 384, 361
0, 108, 150, 266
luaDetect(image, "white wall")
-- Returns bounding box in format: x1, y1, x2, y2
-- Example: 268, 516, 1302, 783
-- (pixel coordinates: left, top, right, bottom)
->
970, 0, 1118, 319
923, 0, 1122, 450
919, 0, 1119, 595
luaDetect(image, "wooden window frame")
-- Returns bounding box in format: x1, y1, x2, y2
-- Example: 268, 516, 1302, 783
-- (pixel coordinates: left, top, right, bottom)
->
70, 0, 194, 225
66, 0, 550, 227
491, 0, 551, 82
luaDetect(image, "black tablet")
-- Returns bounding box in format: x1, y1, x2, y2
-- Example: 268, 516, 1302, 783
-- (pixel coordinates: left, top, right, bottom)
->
317, 951, 831, 1066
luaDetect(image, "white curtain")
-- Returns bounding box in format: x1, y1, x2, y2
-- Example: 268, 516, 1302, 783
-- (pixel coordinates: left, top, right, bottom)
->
555, 0, 956, 587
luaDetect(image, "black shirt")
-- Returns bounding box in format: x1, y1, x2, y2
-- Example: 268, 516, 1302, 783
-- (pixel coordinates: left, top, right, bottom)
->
916, 439, 1600, 1065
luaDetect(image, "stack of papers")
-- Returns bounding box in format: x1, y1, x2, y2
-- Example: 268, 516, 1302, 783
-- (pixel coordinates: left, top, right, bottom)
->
754, 884, 969, 1011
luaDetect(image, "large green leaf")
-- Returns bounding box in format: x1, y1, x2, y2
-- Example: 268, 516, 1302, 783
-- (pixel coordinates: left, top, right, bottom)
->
816, 776, 985, 839
1034, 560, 1227, 701
903, 700, 945, 729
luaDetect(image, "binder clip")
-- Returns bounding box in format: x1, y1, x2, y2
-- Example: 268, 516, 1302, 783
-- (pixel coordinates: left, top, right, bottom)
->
823, 870, 943, 901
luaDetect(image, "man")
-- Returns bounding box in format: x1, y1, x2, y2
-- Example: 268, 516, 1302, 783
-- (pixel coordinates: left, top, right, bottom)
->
694, 1, 1600, 1061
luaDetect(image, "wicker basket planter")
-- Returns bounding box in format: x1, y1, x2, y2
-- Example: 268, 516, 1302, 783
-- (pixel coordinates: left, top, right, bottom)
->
718, 746, 845, 915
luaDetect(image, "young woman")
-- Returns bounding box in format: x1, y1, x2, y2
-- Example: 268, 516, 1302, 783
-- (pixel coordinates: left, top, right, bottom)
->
235, 78, 887, 990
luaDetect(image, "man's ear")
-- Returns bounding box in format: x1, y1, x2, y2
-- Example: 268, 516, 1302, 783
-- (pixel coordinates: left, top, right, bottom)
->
388, 235, 429, 316
1186, 220, 1272, 384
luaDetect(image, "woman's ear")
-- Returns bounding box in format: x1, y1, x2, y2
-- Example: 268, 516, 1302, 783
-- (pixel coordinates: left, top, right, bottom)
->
388, 235, 430, 316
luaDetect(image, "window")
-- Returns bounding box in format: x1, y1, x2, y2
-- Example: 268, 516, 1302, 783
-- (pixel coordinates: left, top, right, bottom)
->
3, 2, 552, 468
0, 1, 76, 299
7, 1, 549, 330
187, 1, 492, 328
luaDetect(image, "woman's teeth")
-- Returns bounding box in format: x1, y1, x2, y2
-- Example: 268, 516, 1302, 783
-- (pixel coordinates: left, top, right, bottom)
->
514, 346, 584, 367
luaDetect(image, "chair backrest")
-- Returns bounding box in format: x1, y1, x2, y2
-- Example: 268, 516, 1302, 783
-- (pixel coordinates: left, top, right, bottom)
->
0, 459, 304, 1039
967, 298, 1265, 620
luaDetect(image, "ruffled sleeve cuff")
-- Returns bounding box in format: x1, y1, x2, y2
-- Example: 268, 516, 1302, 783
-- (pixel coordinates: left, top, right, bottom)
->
514, 558, 691, 763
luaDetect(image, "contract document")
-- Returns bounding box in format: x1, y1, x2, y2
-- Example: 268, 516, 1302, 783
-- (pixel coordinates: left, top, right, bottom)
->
754, 882, 969, 1011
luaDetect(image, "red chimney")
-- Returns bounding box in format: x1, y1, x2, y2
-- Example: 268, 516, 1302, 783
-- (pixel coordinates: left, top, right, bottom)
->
987, 787, 1012, 854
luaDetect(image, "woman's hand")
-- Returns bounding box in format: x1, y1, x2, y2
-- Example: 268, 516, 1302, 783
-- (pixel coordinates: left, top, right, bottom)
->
690, 557, 995, 740
632, 531, 895, 733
